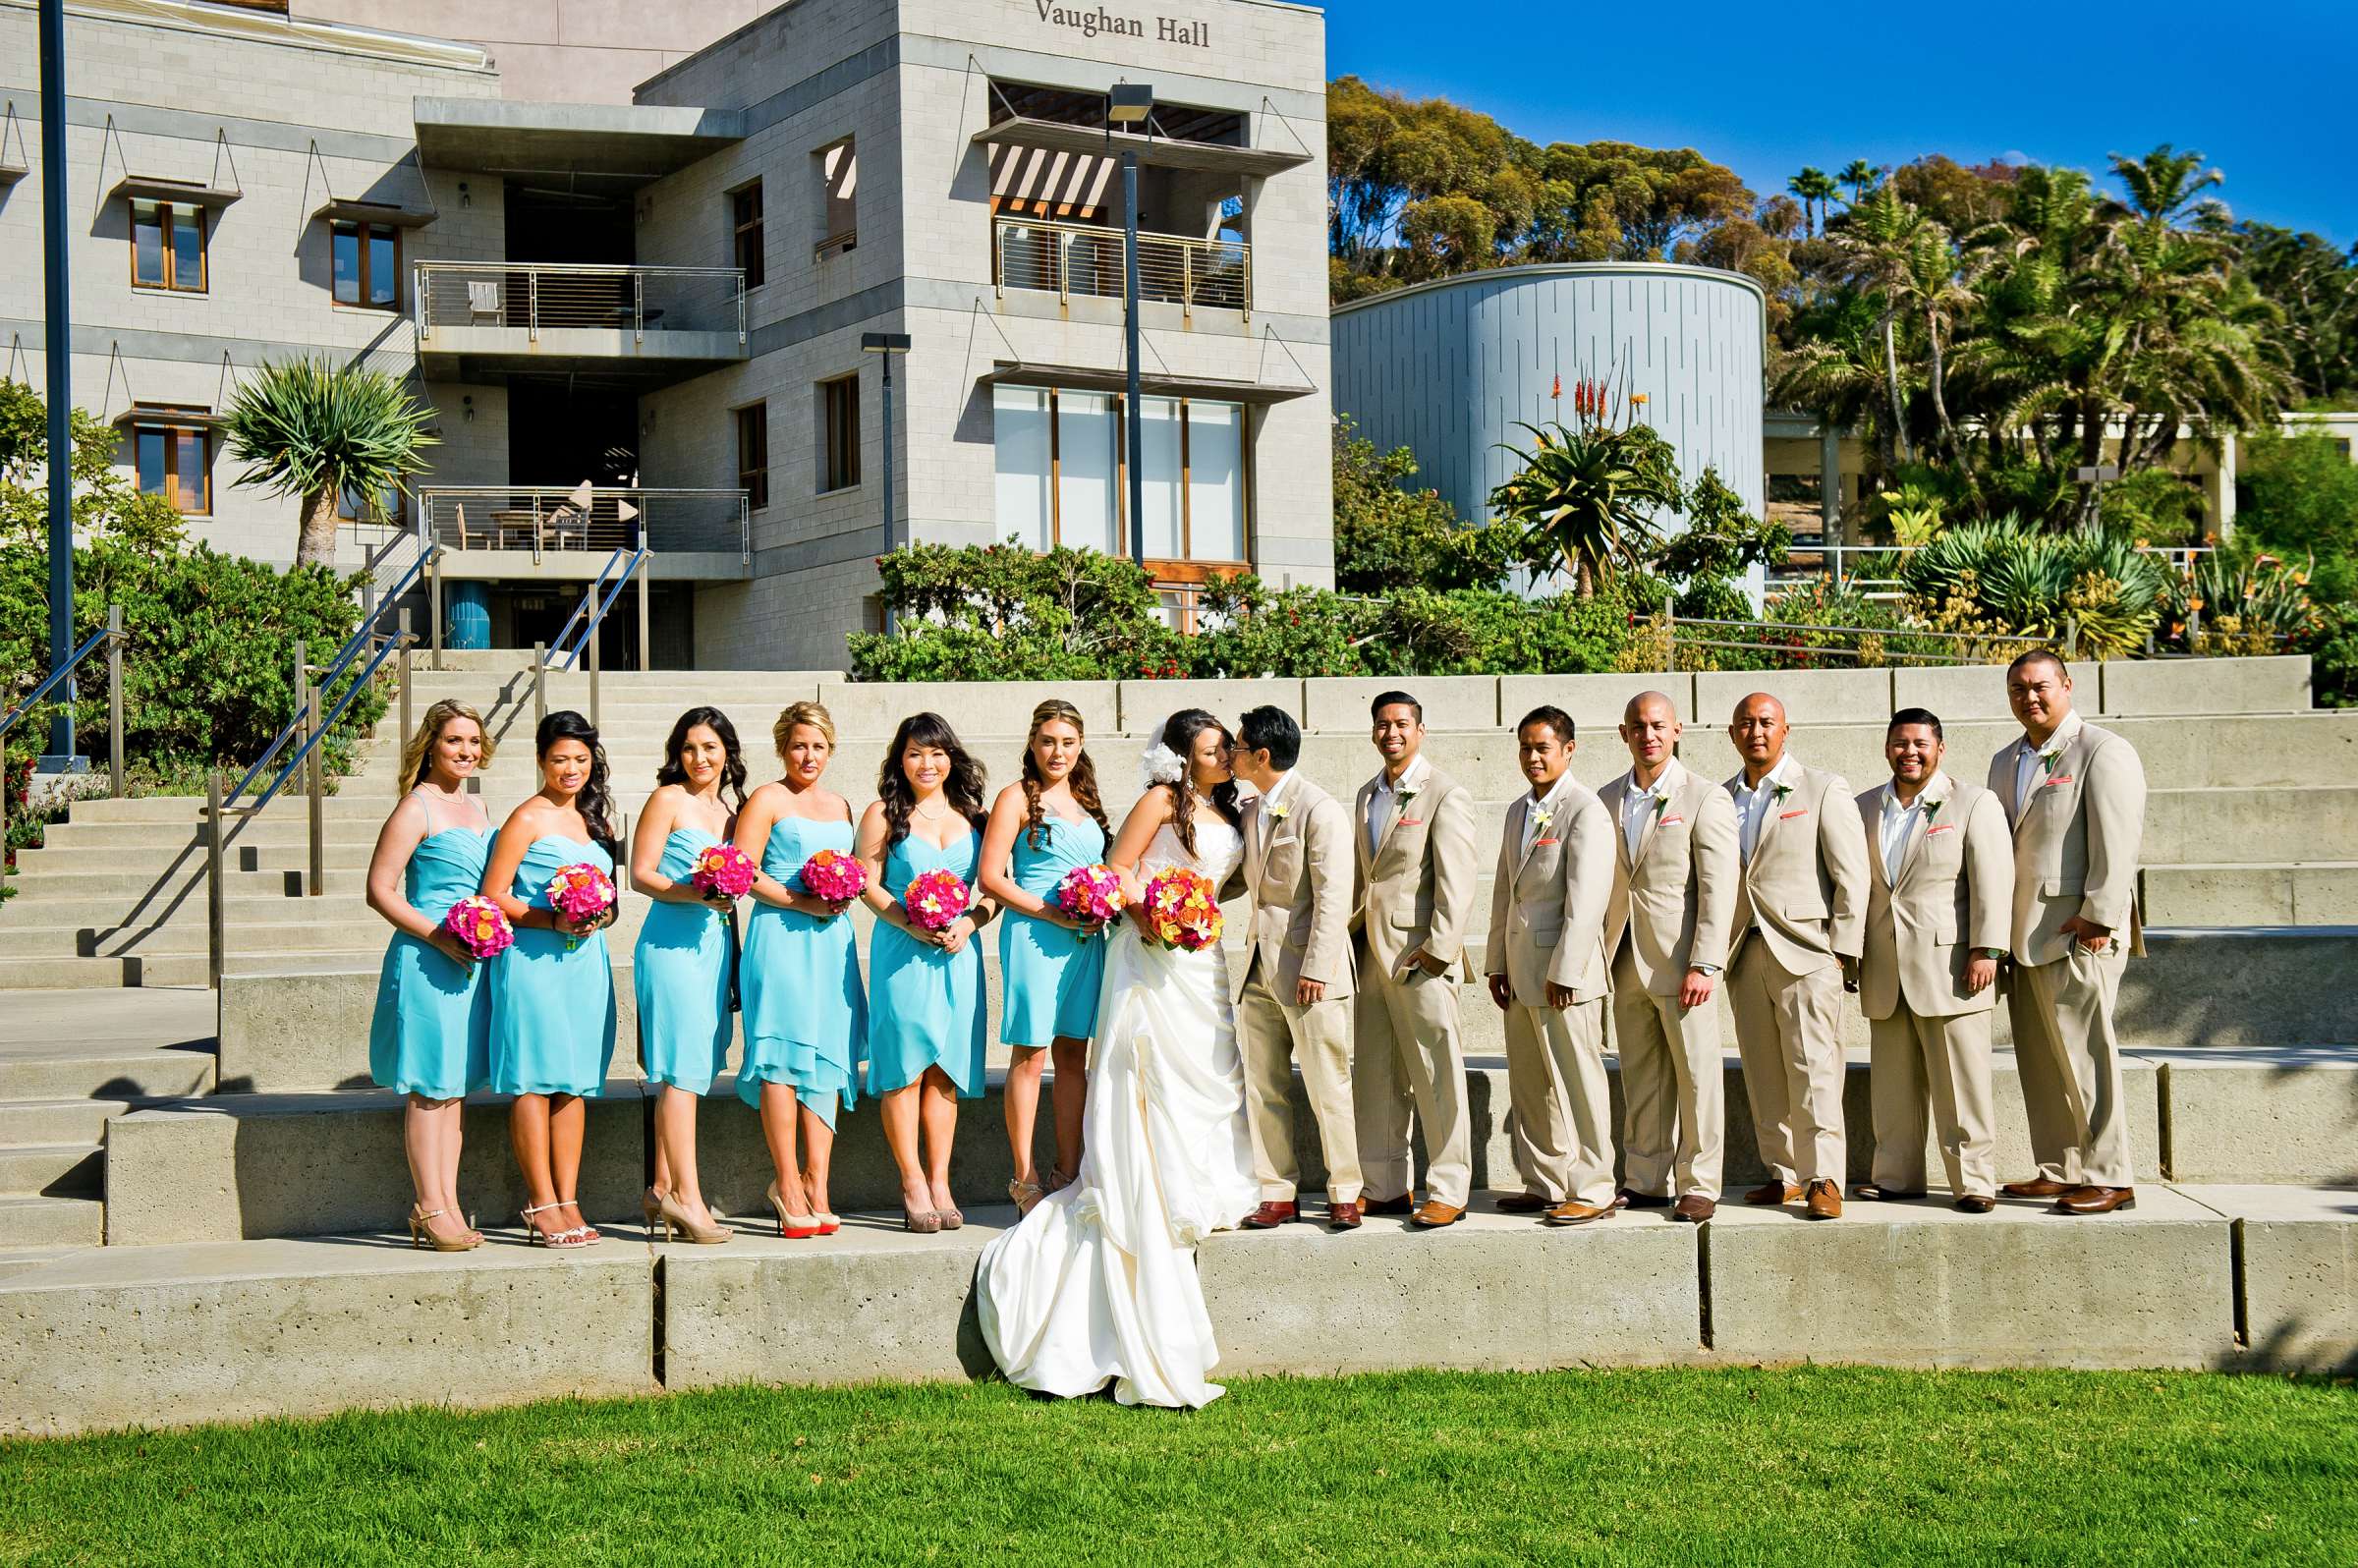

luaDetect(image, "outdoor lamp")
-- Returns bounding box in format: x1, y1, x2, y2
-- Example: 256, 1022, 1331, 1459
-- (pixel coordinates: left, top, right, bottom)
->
1108, 83, 1154, 127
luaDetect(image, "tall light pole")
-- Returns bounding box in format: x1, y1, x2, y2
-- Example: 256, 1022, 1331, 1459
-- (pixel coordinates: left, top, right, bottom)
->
1108, 83, 1153, 570
862, 330, 911, 634
37, 0, 76, 772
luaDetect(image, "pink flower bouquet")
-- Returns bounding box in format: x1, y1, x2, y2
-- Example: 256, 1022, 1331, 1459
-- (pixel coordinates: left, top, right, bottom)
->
1052, 863, 1124, 942
546, 862, 617, 950
690, 841, 757, 901
441, 895, 514, 961
1142, 867, 1222, 952
902, 868, 972, 934
799, 848, 869, 907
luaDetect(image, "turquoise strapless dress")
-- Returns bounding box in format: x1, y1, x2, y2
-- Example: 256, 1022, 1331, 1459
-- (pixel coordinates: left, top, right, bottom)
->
867, 829, 986, 1098
634, 826, 737, 1095
488, 835, 618, 1096
368, 826, 492, 1099
737, 816, 867, 1128
998, 814, 1109, 1047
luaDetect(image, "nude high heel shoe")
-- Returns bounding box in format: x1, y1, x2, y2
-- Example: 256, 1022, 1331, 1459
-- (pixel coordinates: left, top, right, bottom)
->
765, 1181, 821, 1239
657, 1190, 734, 1245
408, 1204, 481, 1253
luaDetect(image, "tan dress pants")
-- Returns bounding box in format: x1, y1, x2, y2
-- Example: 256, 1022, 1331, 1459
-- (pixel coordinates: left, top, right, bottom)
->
2008, 945, 2135, 1189
1726, 940, 1847, 1188
1352, 955, 1472, 1208
1499, 993, 1613, 1207
1610, 943, 1725, 1201
1236, 962, 1362, 1204
1868, 1003, 1997, 1199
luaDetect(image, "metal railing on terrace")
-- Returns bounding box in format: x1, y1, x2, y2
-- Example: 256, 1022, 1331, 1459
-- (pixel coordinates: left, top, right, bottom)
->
414, 262, 748, 344
416, 487, 750, 565
993, 216, 1250, 318
1767, 542, 2215, 600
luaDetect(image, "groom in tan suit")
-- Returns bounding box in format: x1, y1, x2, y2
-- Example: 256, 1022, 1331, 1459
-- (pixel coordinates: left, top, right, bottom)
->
1351, 692, 1481, 1229
1852, 708, 2013, 1211
1722, 693, 1871, 1221
1988, 650, 2148, 1215
1597, 691, 1739, 1222
1230, 704, 1364, 1230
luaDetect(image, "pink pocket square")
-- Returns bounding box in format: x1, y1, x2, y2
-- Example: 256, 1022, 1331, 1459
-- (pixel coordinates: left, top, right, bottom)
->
1398, 816, 1424, 827
1657, 815, 1685, 828
1927, 824, 1956, 836
1778, 809, 1810, 819
2044, 774, 2074, 787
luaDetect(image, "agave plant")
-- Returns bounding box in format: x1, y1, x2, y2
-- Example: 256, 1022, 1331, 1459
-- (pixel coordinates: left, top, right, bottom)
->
1488, 420, 1682, 599
222, 357, 438, 570
1898, 518, 2162, 657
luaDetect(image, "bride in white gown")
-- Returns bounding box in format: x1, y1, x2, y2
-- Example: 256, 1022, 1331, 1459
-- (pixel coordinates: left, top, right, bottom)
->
976, 709, 1261, 1408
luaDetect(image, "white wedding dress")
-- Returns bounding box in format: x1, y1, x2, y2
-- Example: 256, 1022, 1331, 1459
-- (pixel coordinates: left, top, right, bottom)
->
975, 812, 1261, 1409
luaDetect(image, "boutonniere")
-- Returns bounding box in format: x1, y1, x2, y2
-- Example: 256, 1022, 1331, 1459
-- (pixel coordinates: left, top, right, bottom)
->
1396, 777, 1422, 806
2039, 744, 2067, 778
1651, 790, 1672, 820
1771, 781, 1794, 808
1267, 799, 1292, 823
1922, 797, 1945, 824
1529, 803, 1554, 834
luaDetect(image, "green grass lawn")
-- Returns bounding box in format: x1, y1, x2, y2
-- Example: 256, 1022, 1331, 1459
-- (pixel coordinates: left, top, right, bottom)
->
4, 1368, 2353, 1566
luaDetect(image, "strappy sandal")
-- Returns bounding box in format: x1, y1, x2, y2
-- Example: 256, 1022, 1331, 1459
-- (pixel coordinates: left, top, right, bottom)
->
520, 1202, 591, 1249
408, 1204, 480, 1253
557, 1201, 602, 1246
1044, 1166, 1076, 1195
1008, 1176, 1044, 1214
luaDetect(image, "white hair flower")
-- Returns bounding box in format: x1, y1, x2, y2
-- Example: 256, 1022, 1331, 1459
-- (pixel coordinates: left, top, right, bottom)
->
1140, 742, 1186, 789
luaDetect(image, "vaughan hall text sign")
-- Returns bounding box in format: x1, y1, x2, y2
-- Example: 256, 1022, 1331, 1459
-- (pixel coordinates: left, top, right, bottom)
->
1032, 2, 1211, 47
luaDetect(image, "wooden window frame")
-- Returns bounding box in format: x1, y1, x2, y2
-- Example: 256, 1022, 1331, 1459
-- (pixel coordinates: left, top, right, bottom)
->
818, 374, 861, 494
814, 137, 858, 258
735, 402, 770, 512
1016, 390, 1253, 570
130, 199, 208, 295
133, 420, 213, 516
730, 180, 765, 288
330, 220, 403, 311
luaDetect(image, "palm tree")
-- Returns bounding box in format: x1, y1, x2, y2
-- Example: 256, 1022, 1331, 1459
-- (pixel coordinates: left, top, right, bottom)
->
1786, 166, 1835, 237
1488, 420, 1682, 598
2108, 144, 2223, 227
223, 358, 438, 570
1831, 186, 1935, 465
1838, 159, 1882, 206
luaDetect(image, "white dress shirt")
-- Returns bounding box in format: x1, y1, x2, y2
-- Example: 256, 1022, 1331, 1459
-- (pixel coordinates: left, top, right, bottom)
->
2012, 710, 2083, 814
1880, 772, 1945, 883
1730, 753, 1801, 865
1617, 757, 1685, 859
1367, 758, 1425, 855
1521, 773, 1574, 858
1259, 770, 1296, 832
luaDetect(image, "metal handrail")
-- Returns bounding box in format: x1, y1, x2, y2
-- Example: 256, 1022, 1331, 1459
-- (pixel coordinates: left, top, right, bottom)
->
992, 215, 1251, 317
0, 618, 121, 741
415, 261, 749, 344
546, 548, 638, 671
1665, 612, 2061, 668
416, 486, 749, 564
2, 608, 130, 873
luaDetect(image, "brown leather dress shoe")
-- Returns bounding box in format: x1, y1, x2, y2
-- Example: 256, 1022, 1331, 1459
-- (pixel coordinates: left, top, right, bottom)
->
1361, 1194, 1416, 1217
1670, 1194, 1716, 1223
2000, 1176, 2073, 1199
1953, 1194, 1996, 1213
1495, 1191, 1555, 1213
1408, 1200, 1463, 1229
1745, 1180, 1802, 1205
1616, 1189, 1672, 1210
1542, 1199, 1616, 1227
1804, 1179, 1842, 1219
1239, 1201, 1298, 1229
1327, 1200, 1364, 1230
1851, 1184, 1928, 1202
2052, 1185, 2136, 1215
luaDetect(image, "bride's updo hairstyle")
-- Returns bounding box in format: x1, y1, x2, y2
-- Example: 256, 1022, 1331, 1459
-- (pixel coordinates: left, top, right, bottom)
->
1153, 708, 1241, 858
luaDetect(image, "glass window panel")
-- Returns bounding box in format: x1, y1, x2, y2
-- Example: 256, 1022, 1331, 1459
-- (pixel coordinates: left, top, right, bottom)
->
1054, 391, 1119, 556
176, 431, 208, 513
133, 201, 165, 287
1186, 401, 1246, 562
136, 429, 167, 495
171, 209, 203, 291
992, 387, 1052, 553
1137, 396, 1183, 560
367, 232, 398, 307
331, 226, 361, 304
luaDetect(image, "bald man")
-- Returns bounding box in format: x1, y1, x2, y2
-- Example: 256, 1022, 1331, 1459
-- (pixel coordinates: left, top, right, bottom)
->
1722, 693, 1871, 1220
1598, 691, 1739, 1222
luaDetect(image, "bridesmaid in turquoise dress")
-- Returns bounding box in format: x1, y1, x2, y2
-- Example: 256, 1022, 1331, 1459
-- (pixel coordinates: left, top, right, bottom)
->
979, 699, 1113, 1214
857, 711, 997, 1233
630, 705, 748, 1247
735, 700, 867, 1239
364, 700, 497, 1254
483, 709, 621, 1249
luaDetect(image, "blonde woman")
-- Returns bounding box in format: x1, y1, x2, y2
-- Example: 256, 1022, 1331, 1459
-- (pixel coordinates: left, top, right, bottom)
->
365, 700, 496, 1252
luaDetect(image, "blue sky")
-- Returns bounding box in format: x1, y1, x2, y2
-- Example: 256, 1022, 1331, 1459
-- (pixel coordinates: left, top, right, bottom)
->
1321, 0, 2357, 247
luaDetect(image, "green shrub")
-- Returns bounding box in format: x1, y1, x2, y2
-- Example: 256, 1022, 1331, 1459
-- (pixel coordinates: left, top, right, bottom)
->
846, 541, 1186, 682
1331, 420, 1517, 594
2236, 431, 2358, 604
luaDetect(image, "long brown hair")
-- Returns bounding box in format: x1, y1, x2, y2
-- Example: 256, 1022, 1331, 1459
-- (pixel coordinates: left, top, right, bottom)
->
1021, 699, 1110, 851
398, 700, 492, 794
1157, 708, 1241, 858
877, 711, 986, 850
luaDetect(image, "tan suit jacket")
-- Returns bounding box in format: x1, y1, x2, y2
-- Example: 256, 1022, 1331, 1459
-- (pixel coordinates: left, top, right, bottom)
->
1482, 779, 1614, 1005
1351, 760, 1480, 979
1234, 772, 1356, 1002
1854, 776, 2012, 1020
1985, 712, 2148, 965
1724, 759, 1870, 977
1597, 763, 1739, 996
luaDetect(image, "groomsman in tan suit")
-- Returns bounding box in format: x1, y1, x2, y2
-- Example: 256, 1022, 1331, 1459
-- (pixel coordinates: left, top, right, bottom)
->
1597, 691, 1739, 1222
1352, 692, 1482, 1228
1230, 704, 1365, 1230
1988, 650, 2148, 1215
1482, 705, 1617, 1225
1722, 693, 1871, 1220
1851, 708, 2013, 1211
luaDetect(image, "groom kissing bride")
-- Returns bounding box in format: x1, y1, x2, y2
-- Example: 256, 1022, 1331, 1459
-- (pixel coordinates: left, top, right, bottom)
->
977, 702, 1374, 1409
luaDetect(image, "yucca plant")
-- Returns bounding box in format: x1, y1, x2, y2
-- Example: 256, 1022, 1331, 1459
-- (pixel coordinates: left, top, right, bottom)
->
222, 358, 438, 570
1488, 420, 1682, 599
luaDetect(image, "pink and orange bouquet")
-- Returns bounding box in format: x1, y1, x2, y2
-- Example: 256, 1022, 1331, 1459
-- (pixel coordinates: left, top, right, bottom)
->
1141, 867, 1222, 952
690, 841, 757, 902
546, 862, 617, 949
1053, 863, 1124, 942
799, 849, 868, 907
902, 868, 972, 933
441, 895, 514, 961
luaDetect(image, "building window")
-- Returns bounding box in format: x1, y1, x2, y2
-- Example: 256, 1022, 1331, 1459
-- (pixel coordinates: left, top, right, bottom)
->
731, 181, 765, 288
735, 403, 769, 511
819, 375, 860, 493
133, 420, 211, 515
991, 389, 1250, 565
131, 199, 206, 293
330, 221, 401, 309
814, 138, 857, 257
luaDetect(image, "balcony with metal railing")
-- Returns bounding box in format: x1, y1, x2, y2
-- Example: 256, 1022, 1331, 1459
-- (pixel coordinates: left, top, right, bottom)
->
409, 487, 751, 580
414, 262, 749, 377
992, 216, 1250, 320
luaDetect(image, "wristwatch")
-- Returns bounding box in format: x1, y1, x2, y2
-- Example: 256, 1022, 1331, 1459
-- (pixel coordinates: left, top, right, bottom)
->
1977, 947, 2008, 960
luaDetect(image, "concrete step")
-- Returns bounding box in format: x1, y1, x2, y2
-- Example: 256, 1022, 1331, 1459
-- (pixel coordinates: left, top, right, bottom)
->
0, 1247, 81, 1283
0, 1098, 135, 1147
2144, 864, 2358, 926
0, 1044, 214, 1101
0, 1195, 103, 1249
0, 1142, 102, 1197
